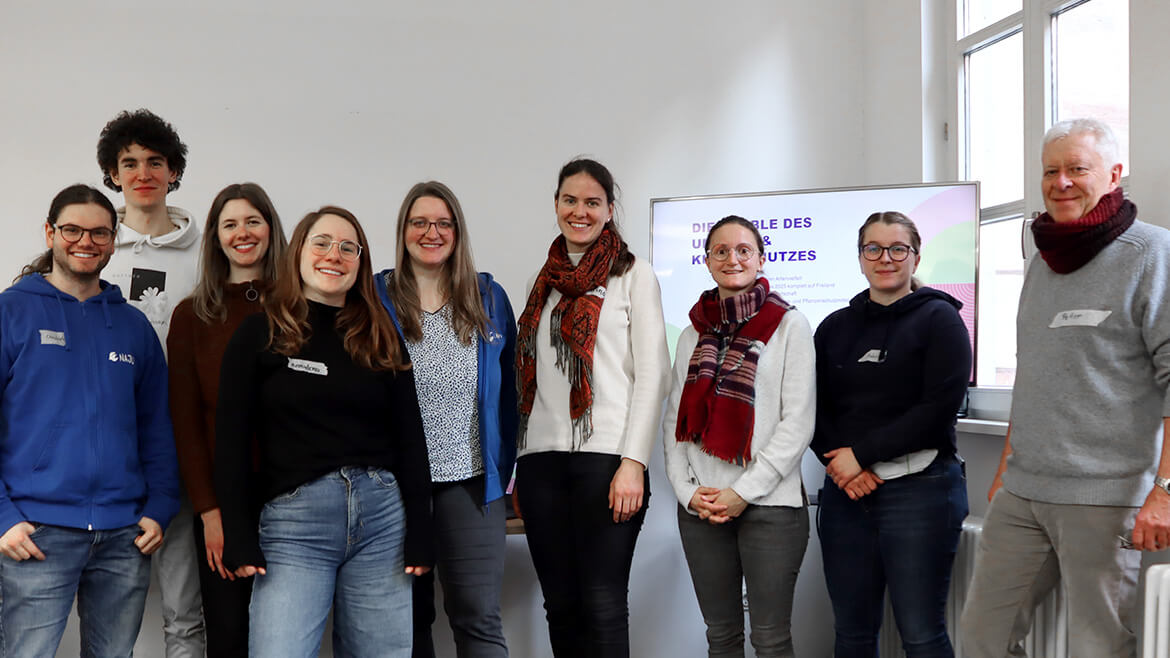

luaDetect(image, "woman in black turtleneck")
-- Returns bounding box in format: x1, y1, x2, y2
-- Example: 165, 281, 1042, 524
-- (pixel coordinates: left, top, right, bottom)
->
214, 206, 432, 657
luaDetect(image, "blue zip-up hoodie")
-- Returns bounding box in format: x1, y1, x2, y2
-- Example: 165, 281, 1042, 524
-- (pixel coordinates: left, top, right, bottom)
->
0, 274, 180, 533
376, 270, 518, 505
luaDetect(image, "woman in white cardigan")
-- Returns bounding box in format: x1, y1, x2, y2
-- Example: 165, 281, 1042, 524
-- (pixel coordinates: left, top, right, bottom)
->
514, 158, 670, 658
662, 215, 815, 658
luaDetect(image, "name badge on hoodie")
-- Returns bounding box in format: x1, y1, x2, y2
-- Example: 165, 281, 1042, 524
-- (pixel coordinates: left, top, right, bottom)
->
39, 330, 66, 348
1049, 309, 1111, 328
288, 358, 329, 376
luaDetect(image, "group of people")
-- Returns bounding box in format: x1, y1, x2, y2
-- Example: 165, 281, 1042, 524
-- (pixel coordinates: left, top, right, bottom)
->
0, 109, 1164, 658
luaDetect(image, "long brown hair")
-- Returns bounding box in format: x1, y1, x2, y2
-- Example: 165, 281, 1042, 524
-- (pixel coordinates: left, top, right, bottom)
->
265, 206, 407, 371
190, 183, 288, 324
388, 181, 490, 344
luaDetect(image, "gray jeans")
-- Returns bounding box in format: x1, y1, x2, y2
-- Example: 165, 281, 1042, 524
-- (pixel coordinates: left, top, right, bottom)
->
151, 495, 206, 658
412, 476, 508, 658
677, 503, 808, 658
960, 489, 1141, 658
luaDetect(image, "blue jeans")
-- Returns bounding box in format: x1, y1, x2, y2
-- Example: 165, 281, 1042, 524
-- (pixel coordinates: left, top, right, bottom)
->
818, 455, 968, 658
248, 467, 413, 658
0, 523, 151, 657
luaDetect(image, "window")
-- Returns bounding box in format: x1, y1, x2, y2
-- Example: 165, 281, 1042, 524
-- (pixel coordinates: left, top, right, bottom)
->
953, 0, 1128, 390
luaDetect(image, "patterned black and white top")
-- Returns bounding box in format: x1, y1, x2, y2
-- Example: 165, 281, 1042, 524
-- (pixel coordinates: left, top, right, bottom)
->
405, 304, 484, 483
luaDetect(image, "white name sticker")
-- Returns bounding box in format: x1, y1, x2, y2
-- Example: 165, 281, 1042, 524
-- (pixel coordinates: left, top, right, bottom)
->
1049, 309, 1112, 328
288, 358, 329, 376
857, 349, 885, 363
39, 330, 66, 347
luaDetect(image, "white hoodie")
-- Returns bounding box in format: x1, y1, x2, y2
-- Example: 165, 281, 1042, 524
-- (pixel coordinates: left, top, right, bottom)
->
104, 205, 201, 356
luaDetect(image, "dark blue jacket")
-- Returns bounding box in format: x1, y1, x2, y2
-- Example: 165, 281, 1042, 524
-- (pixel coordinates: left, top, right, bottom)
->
375, 270, 518, 505
812, 286, 971, 467
0, 274, 179, 533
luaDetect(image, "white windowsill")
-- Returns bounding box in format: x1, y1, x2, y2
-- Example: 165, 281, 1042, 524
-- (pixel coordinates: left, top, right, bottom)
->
957, 417, 1009, 437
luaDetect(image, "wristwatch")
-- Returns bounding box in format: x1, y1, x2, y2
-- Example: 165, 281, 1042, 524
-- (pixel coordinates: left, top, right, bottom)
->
1156, 476, 1170, 495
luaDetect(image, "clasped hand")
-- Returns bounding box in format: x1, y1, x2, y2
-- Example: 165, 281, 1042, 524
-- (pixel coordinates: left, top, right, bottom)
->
824, 447, 884, 500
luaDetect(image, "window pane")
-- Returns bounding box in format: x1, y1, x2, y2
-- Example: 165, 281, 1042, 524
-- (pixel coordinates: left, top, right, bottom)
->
976, 216, 1025, 387
1055, 0, 1129, 172
963, 0, 1021, 36
967, 31, 1023, 208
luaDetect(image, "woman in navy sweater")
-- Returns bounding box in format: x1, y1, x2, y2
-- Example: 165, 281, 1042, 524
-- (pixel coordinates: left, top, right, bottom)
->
215, 207, 432, 657
813, 211, 971, 658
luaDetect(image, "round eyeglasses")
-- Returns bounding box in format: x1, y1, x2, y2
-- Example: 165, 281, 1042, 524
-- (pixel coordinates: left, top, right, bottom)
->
707, 244, 759, 262
56, 224, 115, 246
308, 234, 362, 262
860, 243, 917, 262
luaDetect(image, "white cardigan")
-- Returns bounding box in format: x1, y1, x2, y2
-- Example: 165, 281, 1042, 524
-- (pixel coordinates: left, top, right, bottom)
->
520, 257, 671, 467
662, 308, 816, 512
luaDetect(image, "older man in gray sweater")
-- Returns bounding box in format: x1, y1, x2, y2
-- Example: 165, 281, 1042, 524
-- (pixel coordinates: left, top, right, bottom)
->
961, 118, 1170, 657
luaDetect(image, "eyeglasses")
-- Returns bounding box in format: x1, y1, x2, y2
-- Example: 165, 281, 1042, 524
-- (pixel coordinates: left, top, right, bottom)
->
707, 244, 759, 262
407, 218, 455, 233
860, 243, 917, 262
308, 234, 362, 261
56, 224, 115, 246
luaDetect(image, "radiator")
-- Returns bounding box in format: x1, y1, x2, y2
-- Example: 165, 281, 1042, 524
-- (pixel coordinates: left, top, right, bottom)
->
1142, 564, 1170, 658
878, 517, 1069, 657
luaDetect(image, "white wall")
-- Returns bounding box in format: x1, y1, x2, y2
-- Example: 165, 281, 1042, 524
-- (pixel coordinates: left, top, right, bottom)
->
7, 0, 1164, 655
0, 2, 867, 657
1129, 0, 1170, 230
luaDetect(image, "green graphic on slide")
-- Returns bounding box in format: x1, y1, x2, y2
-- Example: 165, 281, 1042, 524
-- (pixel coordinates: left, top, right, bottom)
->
917, 220, 976, 285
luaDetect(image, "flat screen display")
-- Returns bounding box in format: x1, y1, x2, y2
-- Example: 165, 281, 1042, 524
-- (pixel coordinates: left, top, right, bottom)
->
650, 181, 979, 384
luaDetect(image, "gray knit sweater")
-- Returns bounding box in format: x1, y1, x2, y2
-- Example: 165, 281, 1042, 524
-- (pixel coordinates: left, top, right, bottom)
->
1004, 220, 1170, 507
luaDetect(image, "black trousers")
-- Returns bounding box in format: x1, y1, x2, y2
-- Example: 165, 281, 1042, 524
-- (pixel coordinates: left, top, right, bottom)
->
517, 452, 649, 658
193, 512, 253, 658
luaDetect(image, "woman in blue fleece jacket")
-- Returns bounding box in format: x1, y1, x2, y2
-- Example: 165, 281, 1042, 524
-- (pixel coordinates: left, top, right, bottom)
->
376, 181, 517, 658
813, 211, 971, 658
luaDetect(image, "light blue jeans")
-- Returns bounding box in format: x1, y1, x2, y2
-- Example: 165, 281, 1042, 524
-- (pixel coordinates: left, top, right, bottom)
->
0, 523, 151, 657
249, 467, 413, 658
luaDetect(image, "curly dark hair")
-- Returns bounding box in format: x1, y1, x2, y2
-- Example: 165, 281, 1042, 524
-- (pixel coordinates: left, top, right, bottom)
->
96, 109, 188, 192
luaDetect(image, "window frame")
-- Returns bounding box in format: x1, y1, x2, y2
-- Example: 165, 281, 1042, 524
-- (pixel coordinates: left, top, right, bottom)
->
947, 0, 1127, 413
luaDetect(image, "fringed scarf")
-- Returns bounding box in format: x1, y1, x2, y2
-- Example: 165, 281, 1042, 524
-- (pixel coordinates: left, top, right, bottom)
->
675, 278, 790, 465
516, 226, 620, 449
1032, 187, 1136, 274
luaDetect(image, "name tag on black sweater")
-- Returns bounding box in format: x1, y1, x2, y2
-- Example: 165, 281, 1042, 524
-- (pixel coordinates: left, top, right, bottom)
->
287, 358, 329, 376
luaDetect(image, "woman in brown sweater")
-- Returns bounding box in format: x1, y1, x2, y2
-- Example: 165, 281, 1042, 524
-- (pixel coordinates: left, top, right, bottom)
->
166, 183, 287, 657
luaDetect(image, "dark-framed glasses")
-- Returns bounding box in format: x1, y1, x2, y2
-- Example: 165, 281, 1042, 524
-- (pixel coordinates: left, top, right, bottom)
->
407, 218, 455, 233
308, 234, 362, 261
707, 244, 758, 262
56, 224, 114, 246
860, 243, 917, 262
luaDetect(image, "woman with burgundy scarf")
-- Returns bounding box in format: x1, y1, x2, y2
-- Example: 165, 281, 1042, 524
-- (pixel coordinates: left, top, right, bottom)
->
662, 215, 815, 658
514, 158, 670, 658
812, 211, 971, 657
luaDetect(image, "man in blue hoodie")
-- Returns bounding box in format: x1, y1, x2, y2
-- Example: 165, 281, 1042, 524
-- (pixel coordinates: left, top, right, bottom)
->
0, 184, 180, 656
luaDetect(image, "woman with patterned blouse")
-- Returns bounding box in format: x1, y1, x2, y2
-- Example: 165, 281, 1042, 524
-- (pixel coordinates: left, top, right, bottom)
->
376, 181, 518, 658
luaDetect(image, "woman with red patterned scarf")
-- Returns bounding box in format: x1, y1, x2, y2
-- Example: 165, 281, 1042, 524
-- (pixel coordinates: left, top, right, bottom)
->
662, 215, 816, 658
514, 158, 670, 658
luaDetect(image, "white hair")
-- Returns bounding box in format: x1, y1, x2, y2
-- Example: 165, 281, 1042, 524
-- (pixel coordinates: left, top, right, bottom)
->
1043, 118, 1121, 167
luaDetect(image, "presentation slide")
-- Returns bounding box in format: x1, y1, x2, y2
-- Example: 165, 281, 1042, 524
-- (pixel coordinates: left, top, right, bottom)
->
650, 182, 978, 383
